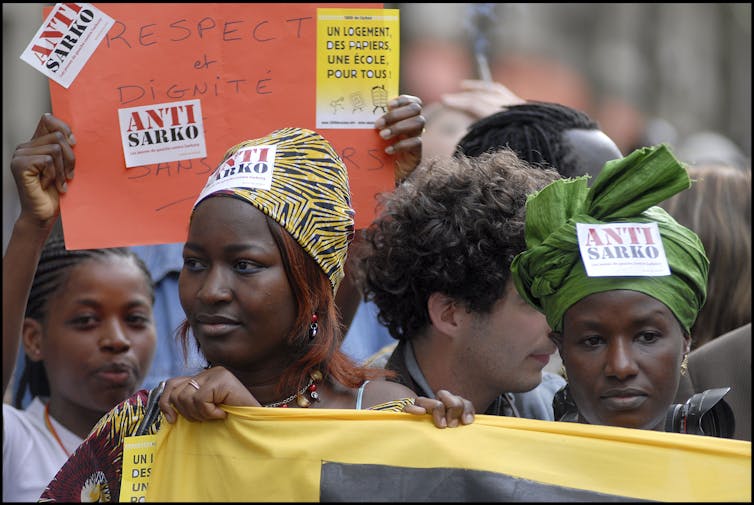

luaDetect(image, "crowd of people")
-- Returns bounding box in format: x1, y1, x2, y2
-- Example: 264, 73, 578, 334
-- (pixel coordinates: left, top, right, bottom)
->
2, 22, 750, 505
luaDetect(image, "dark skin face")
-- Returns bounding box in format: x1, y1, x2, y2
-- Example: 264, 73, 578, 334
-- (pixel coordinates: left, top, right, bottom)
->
179, 196, 298, 390
561, 128, 623, 179
552, 290, 690, 431
31, 256, 156, 438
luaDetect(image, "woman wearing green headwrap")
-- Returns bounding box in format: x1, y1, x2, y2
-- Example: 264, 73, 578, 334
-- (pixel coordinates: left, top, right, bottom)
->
510, 144, 733, 436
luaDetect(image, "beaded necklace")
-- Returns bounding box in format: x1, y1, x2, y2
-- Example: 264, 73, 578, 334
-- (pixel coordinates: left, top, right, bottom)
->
43, 403, 71, 458
264, 370, 323, 408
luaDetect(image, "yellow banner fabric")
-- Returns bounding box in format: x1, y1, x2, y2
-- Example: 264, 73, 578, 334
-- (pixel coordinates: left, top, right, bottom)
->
146, 407, 750, 502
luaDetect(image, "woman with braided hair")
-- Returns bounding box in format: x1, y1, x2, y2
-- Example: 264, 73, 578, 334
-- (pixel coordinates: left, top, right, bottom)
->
2, 114, 157, 502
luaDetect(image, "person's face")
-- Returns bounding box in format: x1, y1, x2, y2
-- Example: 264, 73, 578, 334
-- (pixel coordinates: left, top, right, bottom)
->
179, 196, 297, 375
561, 128, 623, 179
464, 280, 555, 394
556, 290, 690, 430
40, 256, 156, 413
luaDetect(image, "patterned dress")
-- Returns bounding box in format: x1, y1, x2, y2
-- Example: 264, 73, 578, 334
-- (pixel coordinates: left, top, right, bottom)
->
39, 389, 414, 502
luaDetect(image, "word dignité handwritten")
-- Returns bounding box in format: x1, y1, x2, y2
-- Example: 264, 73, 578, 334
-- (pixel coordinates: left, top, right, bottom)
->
21, 3, 115, 88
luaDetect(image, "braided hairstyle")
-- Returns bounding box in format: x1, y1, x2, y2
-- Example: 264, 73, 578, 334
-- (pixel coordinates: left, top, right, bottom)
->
13, 229, 154, 408
455, 101, 600, 178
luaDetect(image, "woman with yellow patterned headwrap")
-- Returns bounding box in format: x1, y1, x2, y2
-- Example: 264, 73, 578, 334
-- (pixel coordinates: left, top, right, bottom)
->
164, 127, 473, 421
40, 124, 475, 503
166, 127, 422, 410
511, 144, 732, 436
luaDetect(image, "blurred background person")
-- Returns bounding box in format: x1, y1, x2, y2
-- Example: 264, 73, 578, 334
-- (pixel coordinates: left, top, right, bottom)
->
662, 163, 751, 441
398, 3, 750, 165
660, 164, 751, 350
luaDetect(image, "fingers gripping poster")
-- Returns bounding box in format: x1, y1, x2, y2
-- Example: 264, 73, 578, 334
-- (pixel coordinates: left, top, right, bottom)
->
38, 3, 399, 249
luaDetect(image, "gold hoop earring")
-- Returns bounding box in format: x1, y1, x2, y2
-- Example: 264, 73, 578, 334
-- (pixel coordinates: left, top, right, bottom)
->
680, 354, 689, 376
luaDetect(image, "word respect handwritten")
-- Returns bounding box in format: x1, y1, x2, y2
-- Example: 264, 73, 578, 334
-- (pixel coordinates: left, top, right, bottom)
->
105, 16, 314, 48
103, 15, 314, 105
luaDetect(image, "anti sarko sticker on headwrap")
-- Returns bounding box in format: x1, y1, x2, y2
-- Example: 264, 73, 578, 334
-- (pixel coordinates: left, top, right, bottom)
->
196, 145, 277, 202
576, 222, 671, 277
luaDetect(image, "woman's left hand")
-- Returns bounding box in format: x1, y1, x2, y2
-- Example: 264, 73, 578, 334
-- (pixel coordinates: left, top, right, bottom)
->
404, 389, 475, 428
375, 94, 425, 183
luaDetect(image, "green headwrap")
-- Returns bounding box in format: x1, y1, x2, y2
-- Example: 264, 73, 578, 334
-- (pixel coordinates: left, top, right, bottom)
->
510, 144, 709, 333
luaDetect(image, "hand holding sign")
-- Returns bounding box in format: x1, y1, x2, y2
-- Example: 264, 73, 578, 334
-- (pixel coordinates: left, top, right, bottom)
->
11, 113, 76, 230
375, 94, 425, 182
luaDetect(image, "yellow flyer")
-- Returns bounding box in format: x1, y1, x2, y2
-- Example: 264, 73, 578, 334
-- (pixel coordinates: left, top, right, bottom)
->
119, 434, 157, 502
316, 8, 399, 128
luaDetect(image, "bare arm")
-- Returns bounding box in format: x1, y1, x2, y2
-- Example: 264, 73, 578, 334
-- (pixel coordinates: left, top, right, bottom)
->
337, 96, 427, 335
2, 114, 75, 393
440, 79, 525, 120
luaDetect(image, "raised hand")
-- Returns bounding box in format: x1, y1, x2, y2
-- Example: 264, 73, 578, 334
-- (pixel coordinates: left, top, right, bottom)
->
375, 94, 425, 182
11, 113, 76, 230
3, 113, 75, 393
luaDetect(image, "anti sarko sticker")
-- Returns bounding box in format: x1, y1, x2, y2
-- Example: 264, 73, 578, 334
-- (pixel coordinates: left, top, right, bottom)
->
195, 145, 277, 204
20, 3, 115, 89
576, 222, 671, 277
118, 99, 207, 168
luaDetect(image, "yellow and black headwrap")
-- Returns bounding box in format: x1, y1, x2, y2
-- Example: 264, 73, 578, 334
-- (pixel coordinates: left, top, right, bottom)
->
510, 144, 709, 334
194, 127, 355, 292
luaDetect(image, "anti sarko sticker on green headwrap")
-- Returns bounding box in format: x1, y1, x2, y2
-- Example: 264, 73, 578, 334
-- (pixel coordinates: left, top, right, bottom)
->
576, 222, 670, 277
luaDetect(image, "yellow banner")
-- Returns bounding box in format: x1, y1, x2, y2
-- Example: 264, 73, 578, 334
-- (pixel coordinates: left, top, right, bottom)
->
146, 408, 751, 502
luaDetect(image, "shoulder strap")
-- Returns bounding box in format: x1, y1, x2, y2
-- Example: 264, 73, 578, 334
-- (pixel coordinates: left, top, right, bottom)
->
135, 381, 165, 436
355, 380, 371, 410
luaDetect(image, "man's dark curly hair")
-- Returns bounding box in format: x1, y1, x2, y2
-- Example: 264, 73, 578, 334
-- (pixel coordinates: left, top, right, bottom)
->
455, 101, 599, 178
356, 149, 559, 341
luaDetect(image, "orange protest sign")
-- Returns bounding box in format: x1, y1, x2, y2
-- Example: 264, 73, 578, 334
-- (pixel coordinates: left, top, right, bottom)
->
45, 3, 397, 249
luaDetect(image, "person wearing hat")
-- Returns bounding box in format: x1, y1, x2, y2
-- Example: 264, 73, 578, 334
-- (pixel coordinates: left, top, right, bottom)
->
40, 125, 474, 502
510, 144, 734, 436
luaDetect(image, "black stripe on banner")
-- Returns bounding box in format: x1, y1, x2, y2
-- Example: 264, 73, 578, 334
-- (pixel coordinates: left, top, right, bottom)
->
320, 462, 648, 502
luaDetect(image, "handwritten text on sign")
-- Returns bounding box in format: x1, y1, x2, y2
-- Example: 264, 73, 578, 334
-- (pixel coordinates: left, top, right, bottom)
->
45, 4, 394, 249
